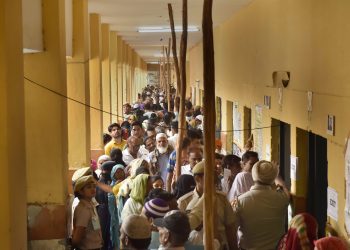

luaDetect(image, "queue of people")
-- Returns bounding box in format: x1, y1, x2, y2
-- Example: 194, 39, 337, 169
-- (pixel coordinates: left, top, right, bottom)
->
69, 85, 349, 250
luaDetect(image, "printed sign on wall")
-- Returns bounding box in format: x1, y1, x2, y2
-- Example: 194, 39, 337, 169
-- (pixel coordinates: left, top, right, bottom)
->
290, 156, 298, 181
327, 187, 338, 221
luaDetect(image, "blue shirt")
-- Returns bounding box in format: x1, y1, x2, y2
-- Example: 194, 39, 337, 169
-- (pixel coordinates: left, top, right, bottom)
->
167, 150, 176, 173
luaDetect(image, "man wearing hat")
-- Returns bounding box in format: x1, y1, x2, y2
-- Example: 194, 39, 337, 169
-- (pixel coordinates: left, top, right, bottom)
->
154, 210, 191, 249
232, 160, 290, 250
194, 115, 203, 130
177, 160, 205, 211
72, 176, 103, 250
68, 167, 98, 240
186, 161, 236, 250
215, 139, 227, 156
120, 214, 152, 249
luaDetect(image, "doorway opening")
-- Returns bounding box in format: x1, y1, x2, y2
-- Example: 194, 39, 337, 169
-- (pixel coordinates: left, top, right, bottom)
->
226, 101, 233, 154
271, 119, 291, 189
307, 132, 328, 238
243, 106, 251, 145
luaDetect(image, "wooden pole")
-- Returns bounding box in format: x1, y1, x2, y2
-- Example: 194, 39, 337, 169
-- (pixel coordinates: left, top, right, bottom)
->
166, 38, 171, 112
174, 0, 188, 180
158, 59, 161, 86
162, 48, 165, 89
202, 0, 215, 249
168, 4, 181, 98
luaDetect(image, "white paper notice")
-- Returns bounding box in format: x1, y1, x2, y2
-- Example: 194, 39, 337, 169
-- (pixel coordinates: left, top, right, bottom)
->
223, 169, 231, 182
290, 156, 298, 180
327, 187, 338, 221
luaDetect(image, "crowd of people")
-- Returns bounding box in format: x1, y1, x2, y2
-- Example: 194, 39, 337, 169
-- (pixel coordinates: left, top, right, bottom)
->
69, 85, 349, 250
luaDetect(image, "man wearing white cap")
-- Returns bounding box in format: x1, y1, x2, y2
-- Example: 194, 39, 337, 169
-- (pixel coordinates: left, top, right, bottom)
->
148, 133, 173, 182
120, 214, 152, 249
232, 160, 290, 250
194, 115, 203, 130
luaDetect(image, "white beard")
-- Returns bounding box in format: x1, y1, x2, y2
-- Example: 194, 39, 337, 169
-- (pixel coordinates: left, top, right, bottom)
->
157, 145, 168, 154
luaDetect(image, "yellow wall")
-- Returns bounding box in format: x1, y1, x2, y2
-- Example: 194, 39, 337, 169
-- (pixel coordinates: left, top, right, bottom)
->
67, 0, 91, 169
0, 0, 27, 248
110, 31, 119, 122
117, 35, 124, 119
189, 0, 350, 236
101, 24, 112, 131
114, 36, 147, 123
24, 0, 68, 204
89, 13, 103, 149
0, 0, 148, 246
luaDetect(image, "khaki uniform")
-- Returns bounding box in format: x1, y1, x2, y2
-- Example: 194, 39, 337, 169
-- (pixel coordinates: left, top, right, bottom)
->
177, 189, 201, 211
73, 199, 103, 250
234, 184, 289, 250
187, 191, 236, 248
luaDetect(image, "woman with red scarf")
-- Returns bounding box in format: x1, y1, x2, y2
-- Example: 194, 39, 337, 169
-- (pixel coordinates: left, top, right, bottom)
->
277, 213, 318, 250
314, 236, 348, 250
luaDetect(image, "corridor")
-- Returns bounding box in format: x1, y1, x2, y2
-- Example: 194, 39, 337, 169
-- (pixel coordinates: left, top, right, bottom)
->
1, 0, 350, 249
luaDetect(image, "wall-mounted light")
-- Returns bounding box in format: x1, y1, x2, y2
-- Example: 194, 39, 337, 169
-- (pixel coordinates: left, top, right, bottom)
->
138, 26, 200, 33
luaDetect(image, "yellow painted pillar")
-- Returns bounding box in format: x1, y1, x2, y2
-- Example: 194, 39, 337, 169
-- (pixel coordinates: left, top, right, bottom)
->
110, 31, 119, 122
117, 36, 124, 118
122, 42, 128, 103
124, 44, 128, 103
67, 0, 90, 170
0, 0, 27, 248
101, 24, 111, 130
23, 0, 68, 247
89, 13, 103, 152
127, 46, 132, 103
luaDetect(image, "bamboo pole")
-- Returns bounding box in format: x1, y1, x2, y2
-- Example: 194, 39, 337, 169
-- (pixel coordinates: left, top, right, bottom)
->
158, 59, 162, 87
168, 3, 181, 98
174, 0, 188, 181
202, 0, 215, 249
166, 38, 171, 112
163, 46, 167, 91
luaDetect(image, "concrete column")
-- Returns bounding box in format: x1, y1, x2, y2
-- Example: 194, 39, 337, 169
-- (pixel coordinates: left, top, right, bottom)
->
122, 42, 129, 104
0, 0, 27, 248
129, 47, 134, 102
117, 36, 124, 119
23, 0, 68, 248
101, 24, 111, 131
126, 45, 132, 103
67, 0, 90, 170
89, 13, 103, 154
110, 32, 119, 122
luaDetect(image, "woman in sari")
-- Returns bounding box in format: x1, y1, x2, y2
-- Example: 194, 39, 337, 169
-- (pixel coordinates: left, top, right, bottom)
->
108, 164, 125, 249
277, 213, 318, 250
120, 173, 152, 222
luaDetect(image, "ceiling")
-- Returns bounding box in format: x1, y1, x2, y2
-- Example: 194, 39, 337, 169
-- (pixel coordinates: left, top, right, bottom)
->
88, 0, 253, 63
